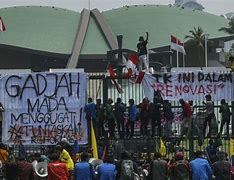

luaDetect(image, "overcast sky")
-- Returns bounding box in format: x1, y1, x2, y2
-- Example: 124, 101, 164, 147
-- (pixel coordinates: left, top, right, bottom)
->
0, 0, 233, 15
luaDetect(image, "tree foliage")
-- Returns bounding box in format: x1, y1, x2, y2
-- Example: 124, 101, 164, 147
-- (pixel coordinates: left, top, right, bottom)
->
219, 19, 234, 35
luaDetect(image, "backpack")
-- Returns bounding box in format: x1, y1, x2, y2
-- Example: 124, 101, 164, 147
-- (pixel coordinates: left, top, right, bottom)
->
120, 160, 134, 180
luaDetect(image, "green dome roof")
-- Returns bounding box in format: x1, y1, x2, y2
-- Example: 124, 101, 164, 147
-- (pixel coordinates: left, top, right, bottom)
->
0, 6, 80, 54
0, 5, 230, 55
103, 5, 229, 50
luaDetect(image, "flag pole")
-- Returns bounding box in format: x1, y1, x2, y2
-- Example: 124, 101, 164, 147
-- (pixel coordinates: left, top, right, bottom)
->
183, 44, 185, 67
176, 38, 179, 68
170, 42, 172, 65
88, 0, 91, 10
205, 34, 208, 67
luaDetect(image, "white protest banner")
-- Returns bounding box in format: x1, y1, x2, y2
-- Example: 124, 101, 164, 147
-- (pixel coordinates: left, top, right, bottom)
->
0, 72, 88, 145
143, 71, 233, 101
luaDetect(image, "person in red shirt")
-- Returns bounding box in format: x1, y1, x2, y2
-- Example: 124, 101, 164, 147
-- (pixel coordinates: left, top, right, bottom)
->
177, 99, 192, 146
48, 152, 69, 180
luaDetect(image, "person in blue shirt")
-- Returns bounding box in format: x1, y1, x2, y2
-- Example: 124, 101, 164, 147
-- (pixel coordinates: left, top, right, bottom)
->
74, 152, 96, 180
126, 99, 137, 138
84, 97, 97, 141
190, 151, 212, 180
97, 154, 116, 180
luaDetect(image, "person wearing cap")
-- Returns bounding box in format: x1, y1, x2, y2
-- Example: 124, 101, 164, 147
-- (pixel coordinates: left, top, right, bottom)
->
203, 94, 215, 137
169, 152, 191, 180
213, 151, 231, 180
48, 152, 69, 180
137, 32, 149, 71
190, 151, 212, 180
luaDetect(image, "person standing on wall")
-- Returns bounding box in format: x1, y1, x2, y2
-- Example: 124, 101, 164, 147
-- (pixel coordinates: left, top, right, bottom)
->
137, 32, 149, 72
177, 99, 192, 146
114, 98, 126, 139
84, 97, 97, 143
203, 95, 215, 137
219, 99, 231, 137
126, 99, 137, 138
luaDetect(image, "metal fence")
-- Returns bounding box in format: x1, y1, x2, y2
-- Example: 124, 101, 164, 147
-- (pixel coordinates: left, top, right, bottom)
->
9, 73, 234, 160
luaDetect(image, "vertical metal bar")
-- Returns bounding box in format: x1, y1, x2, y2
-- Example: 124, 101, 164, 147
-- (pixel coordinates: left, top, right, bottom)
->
103, 75, 108, 105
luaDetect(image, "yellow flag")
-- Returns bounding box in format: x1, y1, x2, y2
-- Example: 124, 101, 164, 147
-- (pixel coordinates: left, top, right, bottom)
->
91, 121, 99, 159
160, 138, 166, 157
230, 138, 234, 156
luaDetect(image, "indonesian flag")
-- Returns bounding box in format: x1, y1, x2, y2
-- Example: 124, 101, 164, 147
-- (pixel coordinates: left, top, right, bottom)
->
0, 17, 6, 32
124, 54, 139, 78
170, 35, 186, 55
135, 70, 145, 84
107, 64, 123, 94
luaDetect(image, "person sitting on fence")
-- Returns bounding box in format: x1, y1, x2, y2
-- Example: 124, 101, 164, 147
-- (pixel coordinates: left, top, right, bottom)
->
177, 99, 192, 146
219, 99, 231, 137
203, 95, 215, 137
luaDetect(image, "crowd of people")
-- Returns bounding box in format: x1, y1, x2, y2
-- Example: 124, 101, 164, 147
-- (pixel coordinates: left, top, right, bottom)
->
84, 92, 232, 142
0, 137, 233, 180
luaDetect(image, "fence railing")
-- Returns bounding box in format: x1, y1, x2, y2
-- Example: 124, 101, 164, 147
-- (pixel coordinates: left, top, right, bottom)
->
8, 73, 234, 160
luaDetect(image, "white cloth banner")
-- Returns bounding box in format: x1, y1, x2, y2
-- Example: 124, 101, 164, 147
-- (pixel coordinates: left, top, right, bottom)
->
0, 72, 88, 145
143, 71, 234, 101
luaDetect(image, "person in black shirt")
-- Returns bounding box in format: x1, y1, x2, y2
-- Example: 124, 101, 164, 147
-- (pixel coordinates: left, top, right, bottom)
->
114, 98, 126, 138
149, 90, 163, 137
137, 32, 149, 72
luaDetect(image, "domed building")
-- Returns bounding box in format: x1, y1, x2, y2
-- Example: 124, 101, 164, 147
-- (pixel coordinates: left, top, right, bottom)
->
174, 0, 204, 11
0, 5, 231, 72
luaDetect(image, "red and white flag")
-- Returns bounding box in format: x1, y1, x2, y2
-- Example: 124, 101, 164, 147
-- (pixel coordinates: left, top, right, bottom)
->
107, 64, 123, 94
135, 70, 145, 84
124, 54, 139, 78
170, 35, 186, 55
0, 17, 6, 32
